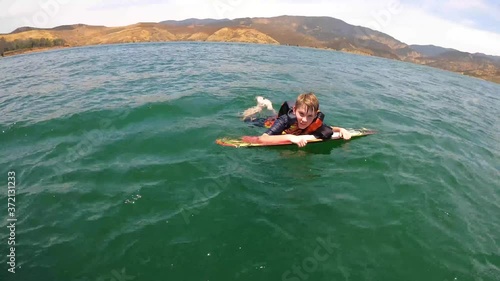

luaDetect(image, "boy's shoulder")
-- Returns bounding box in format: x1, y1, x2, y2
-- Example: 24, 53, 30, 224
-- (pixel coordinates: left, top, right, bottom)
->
280, 110, 297, 123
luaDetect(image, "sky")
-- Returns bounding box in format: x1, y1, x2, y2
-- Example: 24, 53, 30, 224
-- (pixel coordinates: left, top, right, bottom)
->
1, 0, 499, 56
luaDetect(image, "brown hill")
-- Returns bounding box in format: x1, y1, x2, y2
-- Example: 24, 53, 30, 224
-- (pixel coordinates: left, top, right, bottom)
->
1, 16, 499, 83
0, 22, 275, 46
232, 16, 415, 60
206, 27, 279, 44
413, 51, 500, 83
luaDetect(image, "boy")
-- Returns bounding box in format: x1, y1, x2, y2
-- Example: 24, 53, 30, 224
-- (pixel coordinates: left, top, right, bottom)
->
259, 92, 351, 147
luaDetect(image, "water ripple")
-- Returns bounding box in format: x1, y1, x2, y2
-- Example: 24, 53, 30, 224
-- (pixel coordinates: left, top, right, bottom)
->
0, 42, 499, 281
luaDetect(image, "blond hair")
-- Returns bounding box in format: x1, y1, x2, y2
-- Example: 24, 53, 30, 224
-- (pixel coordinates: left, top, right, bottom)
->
295, 92, 319, 112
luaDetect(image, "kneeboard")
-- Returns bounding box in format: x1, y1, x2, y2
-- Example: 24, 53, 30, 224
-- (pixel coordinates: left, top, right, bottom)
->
216, 128, 375, 148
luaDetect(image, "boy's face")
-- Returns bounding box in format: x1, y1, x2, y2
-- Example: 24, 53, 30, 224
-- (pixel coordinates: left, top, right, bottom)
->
293, 105, 316, 129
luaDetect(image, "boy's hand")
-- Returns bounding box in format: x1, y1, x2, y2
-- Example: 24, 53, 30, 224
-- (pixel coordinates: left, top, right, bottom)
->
290, 135, 308, 147
340, 128, 351, 140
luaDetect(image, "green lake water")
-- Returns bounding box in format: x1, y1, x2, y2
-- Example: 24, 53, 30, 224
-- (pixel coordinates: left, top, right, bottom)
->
0, 42, 499, 281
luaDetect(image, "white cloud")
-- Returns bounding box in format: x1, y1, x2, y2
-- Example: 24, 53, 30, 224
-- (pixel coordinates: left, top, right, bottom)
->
383, 5, 500, 55
444, 0, 488, 10
5, 1, 38, 17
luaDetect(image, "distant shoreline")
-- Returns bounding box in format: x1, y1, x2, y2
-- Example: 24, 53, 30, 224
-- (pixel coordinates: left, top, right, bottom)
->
2, 46, 70, 57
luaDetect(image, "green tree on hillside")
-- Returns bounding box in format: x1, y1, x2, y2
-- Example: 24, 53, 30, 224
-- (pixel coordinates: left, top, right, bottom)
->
0, 37, 66, 54
0, 37, 6, 56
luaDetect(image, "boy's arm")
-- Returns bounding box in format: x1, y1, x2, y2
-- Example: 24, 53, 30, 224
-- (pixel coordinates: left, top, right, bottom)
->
258, 114, 317, 147
260, 133, 316, 147
331, 127, 351, 140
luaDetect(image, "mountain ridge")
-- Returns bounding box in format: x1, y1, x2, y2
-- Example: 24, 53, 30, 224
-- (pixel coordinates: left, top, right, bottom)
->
1, 16, 499, 83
